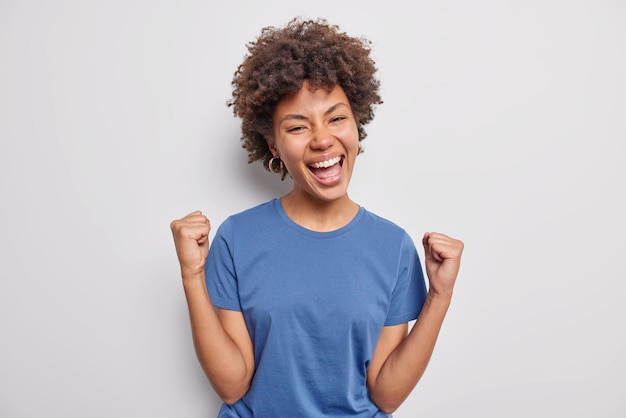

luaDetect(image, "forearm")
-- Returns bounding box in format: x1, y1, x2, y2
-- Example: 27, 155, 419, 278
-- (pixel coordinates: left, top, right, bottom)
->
370, 292, 451, 412
182, 274, 252, 403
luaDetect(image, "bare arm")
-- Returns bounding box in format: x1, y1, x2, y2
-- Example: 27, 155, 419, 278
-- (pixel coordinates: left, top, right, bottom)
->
367, 294, 451, 413
367, 232, 463, 413
171, 211, 255, 404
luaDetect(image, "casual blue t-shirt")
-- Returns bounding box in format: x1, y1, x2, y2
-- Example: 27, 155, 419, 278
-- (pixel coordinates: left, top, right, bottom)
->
205, 199, 427, 417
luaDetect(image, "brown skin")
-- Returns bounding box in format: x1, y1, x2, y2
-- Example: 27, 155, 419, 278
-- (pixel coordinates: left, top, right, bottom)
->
171, 212, 463, 411
172, 17, 464, 412
368, 232, 463, 412
268, 81, 360, 230
170, 212, 254, 404
229, 17, 382, 178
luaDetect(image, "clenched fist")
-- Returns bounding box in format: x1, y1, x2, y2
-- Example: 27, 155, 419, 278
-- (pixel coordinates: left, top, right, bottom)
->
170, 211, 211, 278
422, 232, 464, 299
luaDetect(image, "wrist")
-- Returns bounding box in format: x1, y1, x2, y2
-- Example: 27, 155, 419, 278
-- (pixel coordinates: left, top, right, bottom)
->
426, 289, 453, 306
181, 272, 209, 300
181, 269, 205, 284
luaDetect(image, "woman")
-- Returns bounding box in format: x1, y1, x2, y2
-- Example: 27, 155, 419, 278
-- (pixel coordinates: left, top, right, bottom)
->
170, 17, 464, 417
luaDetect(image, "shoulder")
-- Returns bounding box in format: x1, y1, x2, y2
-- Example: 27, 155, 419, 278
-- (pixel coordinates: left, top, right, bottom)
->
220, 199, 278, 228
359, 208, 411, 239
214, 199, 279, 241
350, 208, 418, 256
229, 199, 277, 220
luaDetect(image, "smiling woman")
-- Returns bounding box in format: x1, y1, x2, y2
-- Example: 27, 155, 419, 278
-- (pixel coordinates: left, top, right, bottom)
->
269, 81, 361, 221
229, 17, 382, 180
170, 17, 464, 417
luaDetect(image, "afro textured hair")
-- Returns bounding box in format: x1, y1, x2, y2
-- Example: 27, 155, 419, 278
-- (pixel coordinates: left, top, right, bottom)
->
228, 17, 382, 178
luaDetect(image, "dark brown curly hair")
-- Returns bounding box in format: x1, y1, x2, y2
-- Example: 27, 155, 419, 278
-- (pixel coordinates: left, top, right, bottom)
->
228, 17, 382, 178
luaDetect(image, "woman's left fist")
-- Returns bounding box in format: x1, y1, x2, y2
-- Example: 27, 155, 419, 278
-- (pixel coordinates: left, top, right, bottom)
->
422, 232, 464, 298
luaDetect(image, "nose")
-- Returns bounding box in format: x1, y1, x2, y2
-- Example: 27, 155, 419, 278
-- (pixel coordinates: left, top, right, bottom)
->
310, 125, 334, 150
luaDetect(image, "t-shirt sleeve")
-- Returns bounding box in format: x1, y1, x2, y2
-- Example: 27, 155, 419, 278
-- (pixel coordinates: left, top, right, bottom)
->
384, 233, 428, 326
204, 218, 242, 311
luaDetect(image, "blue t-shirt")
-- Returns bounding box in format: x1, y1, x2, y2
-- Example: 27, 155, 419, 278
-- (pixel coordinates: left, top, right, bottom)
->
205, 199, 427, 417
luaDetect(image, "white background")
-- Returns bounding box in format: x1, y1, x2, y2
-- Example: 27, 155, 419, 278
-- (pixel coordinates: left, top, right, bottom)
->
1, 1, 625, 417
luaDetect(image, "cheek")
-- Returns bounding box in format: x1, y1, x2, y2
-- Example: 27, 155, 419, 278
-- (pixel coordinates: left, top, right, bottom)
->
276, 143, 305, 171
341, 126, 360, 153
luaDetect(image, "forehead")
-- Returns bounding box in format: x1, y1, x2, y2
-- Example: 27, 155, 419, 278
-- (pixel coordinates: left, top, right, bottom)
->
274, 82, 351, 117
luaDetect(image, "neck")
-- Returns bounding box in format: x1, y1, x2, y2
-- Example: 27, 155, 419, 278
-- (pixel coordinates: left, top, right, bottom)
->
280, 192, 359, 232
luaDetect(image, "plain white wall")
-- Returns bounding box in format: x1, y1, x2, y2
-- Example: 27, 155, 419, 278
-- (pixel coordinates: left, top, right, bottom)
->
1, 1, 625, 417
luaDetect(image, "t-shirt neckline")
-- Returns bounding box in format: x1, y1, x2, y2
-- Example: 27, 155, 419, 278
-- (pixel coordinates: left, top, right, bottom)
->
272, 198, 364, 238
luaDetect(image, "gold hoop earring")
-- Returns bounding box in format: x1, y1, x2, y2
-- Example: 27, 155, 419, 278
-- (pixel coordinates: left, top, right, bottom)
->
268, 155, 284, 174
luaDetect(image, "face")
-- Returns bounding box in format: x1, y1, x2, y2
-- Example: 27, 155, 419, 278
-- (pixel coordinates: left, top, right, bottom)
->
270, 81, 360, 204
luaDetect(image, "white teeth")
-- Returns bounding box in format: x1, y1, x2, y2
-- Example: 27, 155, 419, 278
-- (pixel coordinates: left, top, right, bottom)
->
310, 156, 341, 168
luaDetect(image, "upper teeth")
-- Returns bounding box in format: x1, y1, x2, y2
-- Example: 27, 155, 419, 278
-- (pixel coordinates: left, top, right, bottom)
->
310, 156, 341, 168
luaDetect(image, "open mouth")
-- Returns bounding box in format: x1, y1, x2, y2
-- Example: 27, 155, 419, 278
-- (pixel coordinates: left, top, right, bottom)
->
308, 156, 344, 180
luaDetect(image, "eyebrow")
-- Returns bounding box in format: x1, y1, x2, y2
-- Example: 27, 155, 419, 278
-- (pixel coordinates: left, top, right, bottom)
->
279, 102, 349, 124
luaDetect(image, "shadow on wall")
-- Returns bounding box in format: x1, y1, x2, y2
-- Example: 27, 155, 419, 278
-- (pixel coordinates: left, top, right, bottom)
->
245, 161, 292, 197
229, 134, 293, 200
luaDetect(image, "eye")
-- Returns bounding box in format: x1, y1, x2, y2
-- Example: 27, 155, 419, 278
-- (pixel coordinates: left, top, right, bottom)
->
287, 126, 306, 133
330, 116, 346, 123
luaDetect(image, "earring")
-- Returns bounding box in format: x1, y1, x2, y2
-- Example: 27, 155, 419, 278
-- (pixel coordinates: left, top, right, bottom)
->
268, 155, 284, 174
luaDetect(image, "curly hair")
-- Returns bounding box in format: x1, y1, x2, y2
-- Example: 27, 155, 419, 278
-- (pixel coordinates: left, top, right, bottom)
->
228, 17, 383, 178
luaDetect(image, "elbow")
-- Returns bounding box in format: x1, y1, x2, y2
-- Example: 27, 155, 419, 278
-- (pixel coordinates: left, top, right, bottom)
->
376, 401, 401, 415
216, 384, 249, 406
383, 404, 401, 414
204, 362, 254, 405
210, 373, 251, 405
221, 394, 243, 406
370, 392, 403, 415
378, 406, 399, 415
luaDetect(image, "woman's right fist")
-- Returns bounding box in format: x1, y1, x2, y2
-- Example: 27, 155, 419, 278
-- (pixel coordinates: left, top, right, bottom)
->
170, 211, 211, 277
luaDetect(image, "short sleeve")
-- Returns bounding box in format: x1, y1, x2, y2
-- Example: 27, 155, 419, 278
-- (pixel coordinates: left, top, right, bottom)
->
205, 218, 242, 311
384, 233, 428, 326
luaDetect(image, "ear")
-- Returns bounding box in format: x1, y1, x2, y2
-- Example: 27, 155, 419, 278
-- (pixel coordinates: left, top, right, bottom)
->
266, 136, 279, 156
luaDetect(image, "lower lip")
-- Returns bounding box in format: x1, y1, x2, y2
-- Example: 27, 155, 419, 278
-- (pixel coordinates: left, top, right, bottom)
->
316, 174, 341, 186
309, 164, 344, 187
